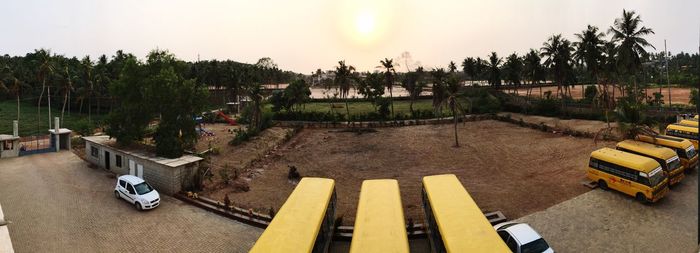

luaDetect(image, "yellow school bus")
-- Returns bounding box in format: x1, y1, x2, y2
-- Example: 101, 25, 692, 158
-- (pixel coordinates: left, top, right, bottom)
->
587, 148, 669, 203
665, 123, 698, 149
422, 174, 510, 253
616, 140, 684, 185
250, 177, 336, 253
678, 119, 698, 127
637, 134, 698, 172
350, 179, 409, 253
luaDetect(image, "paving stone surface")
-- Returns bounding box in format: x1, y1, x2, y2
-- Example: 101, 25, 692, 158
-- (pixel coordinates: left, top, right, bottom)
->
0, 151, 262, 253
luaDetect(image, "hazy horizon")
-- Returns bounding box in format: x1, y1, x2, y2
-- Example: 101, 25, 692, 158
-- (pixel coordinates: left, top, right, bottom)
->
1, 0, 699, 74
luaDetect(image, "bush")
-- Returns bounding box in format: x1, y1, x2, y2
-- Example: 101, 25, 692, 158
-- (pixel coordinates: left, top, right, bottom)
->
73, 119, 95, 136
229, 128, 259, 146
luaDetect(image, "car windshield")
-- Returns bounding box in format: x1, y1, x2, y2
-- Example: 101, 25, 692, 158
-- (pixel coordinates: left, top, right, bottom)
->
521, 238, 550, 253
667, 157, 681, 171
134, 182, 154, 195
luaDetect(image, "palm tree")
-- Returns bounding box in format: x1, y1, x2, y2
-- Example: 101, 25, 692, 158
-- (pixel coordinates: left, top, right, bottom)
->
60, 66, 75, 125
574, 25, 606, 87
334, 60, 355, 121
0, 64, 23, 122
35, 49, 55, 129
608, 9, 655, 102
430, 68, 447, 118
461, 57, 477, 85
444, 74, 468, 147
541, 34, 574, 99
379, 58, 396, 116
523, 49, 545, 98
487, 52, 502, 87
503, 53, 523, 90
400, 66, 426, 114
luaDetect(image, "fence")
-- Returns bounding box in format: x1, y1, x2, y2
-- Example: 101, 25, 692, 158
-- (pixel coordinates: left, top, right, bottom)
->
18, 135, 54, 156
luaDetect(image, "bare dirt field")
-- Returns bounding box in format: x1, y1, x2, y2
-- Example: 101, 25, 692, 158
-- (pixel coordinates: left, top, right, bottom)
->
498, 112, 620, 138
514, 85, 692, 104
205, 120, 614, 223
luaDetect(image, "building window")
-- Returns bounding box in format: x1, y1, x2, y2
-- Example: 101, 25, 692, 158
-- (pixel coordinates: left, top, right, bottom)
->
91, 146, 99, 158
2, 141, 12, 150
116, 155, 122, 167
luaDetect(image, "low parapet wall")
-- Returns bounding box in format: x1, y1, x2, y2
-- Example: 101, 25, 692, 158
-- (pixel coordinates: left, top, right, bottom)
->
0, 203, 15, 253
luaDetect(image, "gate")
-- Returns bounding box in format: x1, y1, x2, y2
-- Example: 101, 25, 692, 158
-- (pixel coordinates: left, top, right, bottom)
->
18, 135, 55, 156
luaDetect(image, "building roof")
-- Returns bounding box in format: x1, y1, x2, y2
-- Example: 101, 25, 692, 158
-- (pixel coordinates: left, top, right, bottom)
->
82, 135, 203, 168
48, 128, 72, 134
0, 135, 19, 141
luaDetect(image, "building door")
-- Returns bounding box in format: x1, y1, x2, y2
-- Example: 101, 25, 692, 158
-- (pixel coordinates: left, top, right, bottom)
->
129, 160, 135, 176
104, 151, 111, 170
137, 164, 144, 178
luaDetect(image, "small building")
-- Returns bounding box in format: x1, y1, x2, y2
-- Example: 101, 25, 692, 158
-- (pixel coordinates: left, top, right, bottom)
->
82, 135, 203, 195
0, 135, 20, 159
1, 120, 20, 159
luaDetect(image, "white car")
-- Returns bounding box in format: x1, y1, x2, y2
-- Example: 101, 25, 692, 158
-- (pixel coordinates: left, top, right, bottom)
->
494, 222, 553, 253
114, 175, 160, 210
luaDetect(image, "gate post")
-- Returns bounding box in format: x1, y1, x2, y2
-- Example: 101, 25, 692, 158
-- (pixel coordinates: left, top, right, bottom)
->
54, 117, 60, 152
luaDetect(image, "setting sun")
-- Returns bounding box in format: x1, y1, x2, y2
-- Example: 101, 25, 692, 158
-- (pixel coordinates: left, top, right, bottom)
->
355, 11, 376, 36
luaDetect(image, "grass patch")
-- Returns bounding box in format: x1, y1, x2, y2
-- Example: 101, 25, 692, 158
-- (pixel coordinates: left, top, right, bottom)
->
293, 99, 436, 116
0, 100, 106, 136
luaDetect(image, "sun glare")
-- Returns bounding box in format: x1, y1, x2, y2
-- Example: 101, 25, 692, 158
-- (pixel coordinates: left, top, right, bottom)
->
355, 11, 376, 36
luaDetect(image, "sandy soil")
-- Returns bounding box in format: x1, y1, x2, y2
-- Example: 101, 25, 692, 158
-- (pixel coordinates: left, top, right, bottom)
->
207, 120, 614, 223
513, 85, 692, 104
499, 112, 619, 138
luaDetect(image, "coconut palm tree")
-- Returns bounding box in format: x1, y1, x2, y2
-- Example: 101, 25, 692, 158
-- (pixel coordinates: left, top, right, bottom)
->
461, 57, 477, 85
35, 49, 55, 129
444, 73, 468, 147
400, 66, 426, 115
574, 25, 606, 87
487, 52, 502, 87
503, 53, 523, 89
334, 60, 355, 121
60, 66, 75, 125
523, 49, 545, 98
0, 64, 23, 122
379, 58, 396, 116
541, 34, 574, 99
608, 9, 655, 102
430, 68, 447, 118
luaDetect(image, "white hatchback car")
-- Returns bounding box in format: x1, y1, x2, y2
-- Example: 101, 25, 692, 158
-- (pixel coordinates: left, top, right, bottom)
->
494, 222, 553, 253
114, 175, 160, 210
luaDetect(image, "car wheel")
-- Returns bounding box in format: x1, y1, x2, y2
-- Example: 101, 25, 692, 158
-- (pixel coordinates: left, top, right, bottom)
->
114, 191, 121, 199
598, 180, 608, 190
636, 193, 648, 203
135, 202, 143, 211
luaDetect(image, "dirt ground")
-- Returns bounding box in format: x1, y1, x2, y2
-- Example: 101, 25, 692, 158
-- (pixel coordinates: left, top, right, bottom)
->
513, 85, 692, 104
207, 120, 614, 223
498, 112, 619, 137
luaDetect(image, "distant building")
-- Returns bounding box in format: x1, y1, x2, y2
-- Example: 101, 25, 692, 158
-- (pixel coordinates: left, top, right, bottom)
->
82, 135, 203, 195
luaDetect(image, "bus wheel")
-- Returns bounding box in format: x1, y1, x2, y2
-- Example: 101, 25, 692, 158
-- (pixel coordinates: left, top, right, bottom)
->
636, 193, 648, 203
597, 180, 608, 190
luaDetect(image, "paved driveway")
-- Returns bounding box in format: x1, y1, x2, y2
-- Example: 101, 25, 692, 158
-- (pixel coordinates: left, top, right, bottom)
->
0, 151, 262, 253
517, 173, 698, 253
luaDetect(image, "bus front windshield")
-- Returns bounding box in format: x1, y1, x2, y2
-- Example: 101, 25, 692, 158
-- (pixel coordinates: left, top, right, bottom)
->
687, 146, 697, 159
667, 157, 681, 171
647, 167, 666, 187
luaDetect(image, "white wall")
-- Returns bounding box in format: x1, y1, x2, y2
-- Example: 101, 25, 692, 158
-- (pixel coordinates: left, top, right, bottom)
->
0, 203, 15, 253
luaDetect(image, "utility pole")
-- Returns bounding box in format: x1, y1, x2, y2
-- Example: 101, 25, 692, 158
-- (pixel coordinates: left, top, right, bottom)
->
665, 40, 671, 107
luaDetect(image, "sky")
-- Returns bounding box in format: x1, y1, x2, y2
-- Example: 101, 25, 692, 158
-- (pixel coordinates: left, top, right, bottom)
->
1, 0, 699, 73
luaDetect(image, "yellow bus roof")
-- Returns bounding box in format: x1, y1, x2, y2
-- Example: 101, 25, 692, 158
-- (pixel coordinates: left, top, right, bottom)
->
350, 179, 409, 253
422, 174, 510, 253
616, 140, 677, 160
591, 148, 660, 173
679, 119, 698, 127
666, 123, 698, 133
637, 134, 693, 149
250, 177, 335, 253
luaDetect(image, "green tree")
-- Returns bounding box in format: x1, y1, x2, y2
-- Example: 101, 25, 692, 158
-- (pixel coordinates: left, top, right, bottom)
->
608, 9, 655, 102
523, 49, 545, 98
541, 34, 575, 99
107, 58, 151, 144
334, 60, 355, 121
487, 52, 502, 87
503, 53, 523, 87
400, 66, 426, 114
379, 58, 396, 116
574, 25, 606, 85
461, 57, 477, 85
430, 68, 447, 117
0, 64, 24, 122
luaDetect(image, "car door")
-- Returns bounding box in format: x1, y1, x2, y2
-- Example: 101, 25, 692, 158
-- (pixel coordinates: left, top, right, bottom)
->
124, 183, 137, 204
